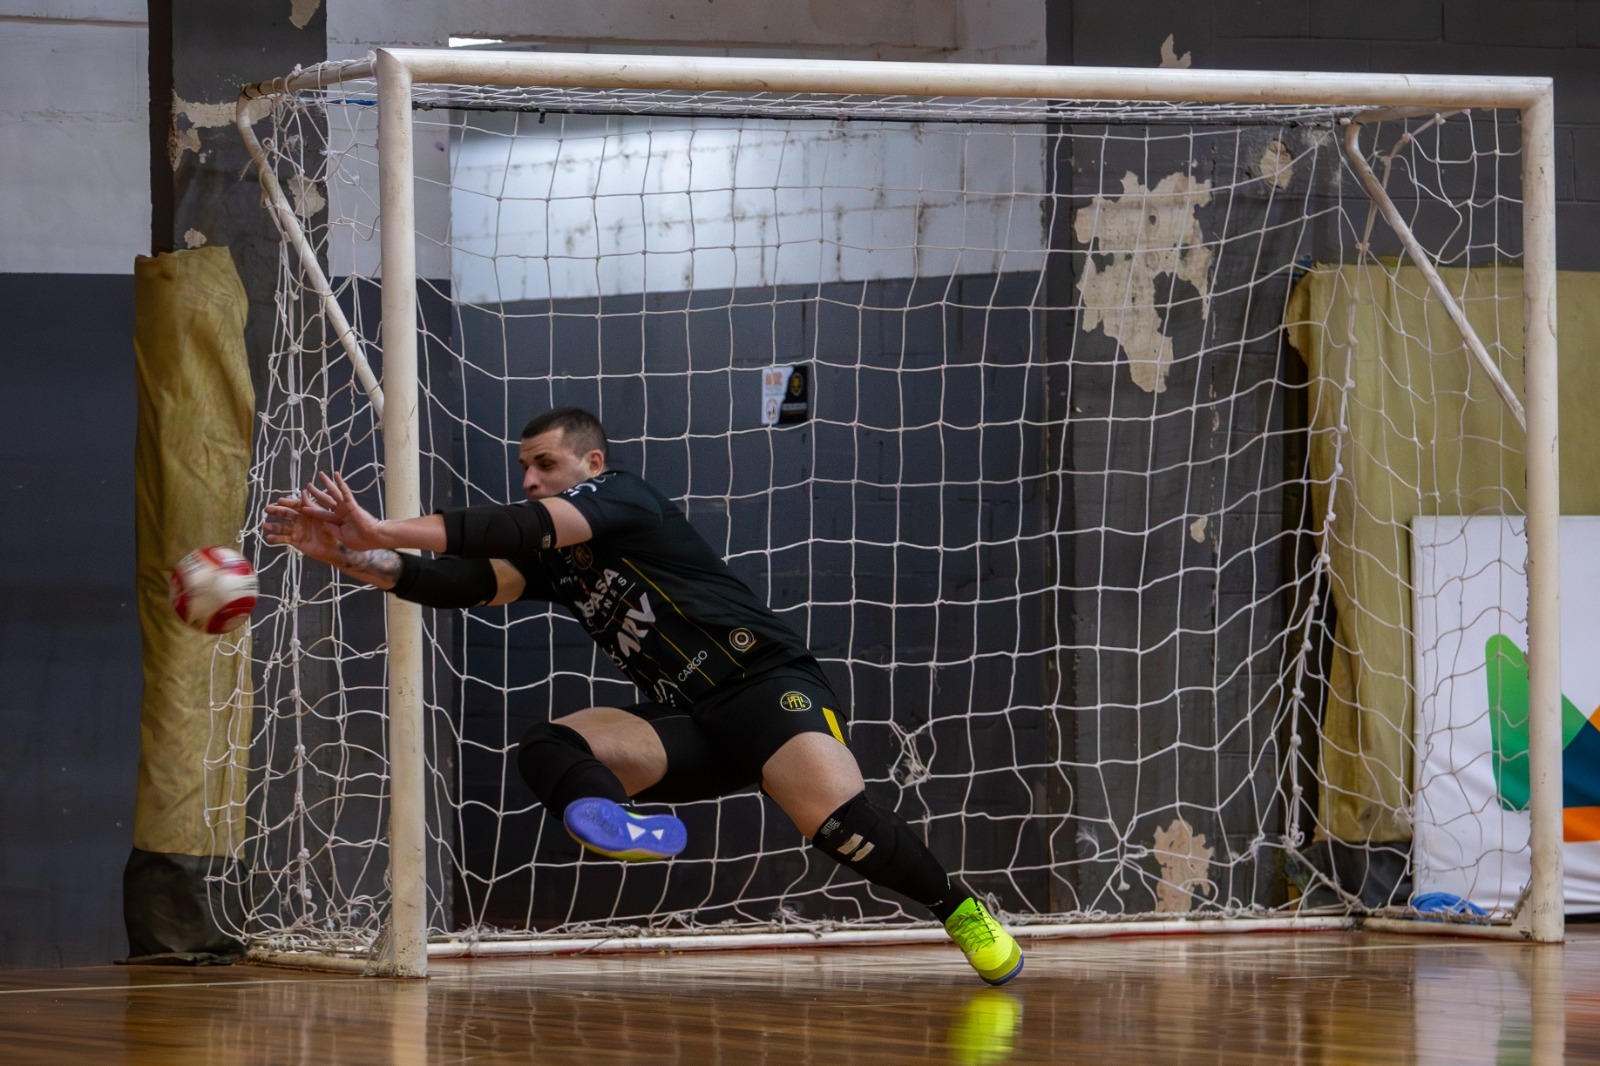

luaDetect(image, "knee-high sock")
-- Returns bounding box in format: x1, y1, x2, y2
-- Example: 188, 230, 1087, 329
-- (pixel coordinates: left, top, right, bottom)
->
810, 792, 962, 922
517, 722, 629, 819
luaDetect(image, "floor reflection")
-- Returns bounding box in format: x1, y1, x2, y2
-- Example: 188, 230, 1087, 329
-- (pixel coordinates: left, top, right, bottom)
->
0, 930, 1594, 1063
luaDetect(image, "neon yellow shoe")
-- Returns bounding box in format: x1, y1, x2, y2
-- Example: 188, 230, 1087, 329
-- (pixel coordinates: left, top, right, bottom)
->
944, 898, 1023, 985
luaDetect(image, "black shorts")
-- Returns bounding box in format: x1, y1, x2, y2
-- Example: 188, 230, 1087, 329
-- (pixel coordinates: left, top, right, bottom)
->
627, 660, 849, 805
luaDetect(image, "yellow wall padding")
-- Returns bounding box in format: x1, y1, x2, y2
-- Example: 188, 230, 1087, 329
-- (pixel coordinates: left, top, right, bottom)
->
1287, 265, 1600, 845
133, 246, 255, 857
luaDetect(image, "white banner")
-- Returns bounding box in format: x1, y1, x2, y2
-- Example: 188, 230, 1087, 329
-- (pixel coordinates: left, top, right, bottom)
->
1411, 515, 1600, 914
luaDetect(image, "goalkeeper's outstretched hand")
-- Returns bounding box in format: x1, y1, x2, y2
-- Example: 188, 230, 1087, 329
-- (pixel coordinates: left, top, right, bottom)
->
295, 471, 390, 551
263, 489, 346, 565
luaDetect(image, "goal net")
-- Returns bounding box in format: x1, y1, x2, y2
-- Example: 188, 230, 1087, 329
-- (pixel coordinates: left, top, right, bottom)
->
220, 51, 1560, 970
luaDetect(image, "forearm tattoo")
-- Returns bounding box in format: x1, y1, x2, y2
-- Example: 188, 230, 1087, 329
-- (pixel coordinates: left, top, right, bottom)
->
335, 546, 403, 588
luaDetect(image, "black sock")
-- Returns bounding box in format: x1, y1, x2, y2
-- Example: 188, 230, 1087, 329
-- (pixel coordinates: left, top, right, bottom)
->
516, 722, 630, 819
811, 792, 963, 922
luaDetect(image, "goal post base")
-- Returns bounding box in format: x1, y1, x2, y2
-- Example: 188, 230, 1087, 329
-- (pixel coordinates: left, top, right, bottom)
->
428, 917, 1364, 959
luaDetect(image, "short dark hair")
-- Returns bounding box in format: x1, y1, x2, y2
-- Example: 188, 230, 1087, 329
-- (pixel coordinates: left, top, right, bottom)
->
520, 407, 609, 464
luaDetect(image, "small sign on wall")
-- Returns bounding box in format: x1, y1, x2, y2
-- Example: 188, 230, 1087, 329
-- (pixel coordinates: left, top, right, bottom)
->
761, 363, 811, 426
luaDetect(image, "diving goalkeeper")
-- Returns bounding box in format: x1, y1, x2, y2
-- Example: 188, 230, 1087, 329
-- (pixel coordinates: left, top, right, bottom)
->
264, 405, 1022, 985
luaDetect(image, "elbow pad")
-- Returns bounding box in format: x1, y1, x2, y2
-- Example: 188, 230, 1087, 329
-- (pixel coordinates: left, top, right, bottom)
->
391, 554, 499, 609
441, 502, 557, 558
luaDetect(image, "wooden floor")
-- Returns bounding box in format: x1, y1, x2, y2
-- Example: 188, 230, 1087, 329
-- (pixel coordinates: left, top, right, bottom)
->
3, 929, 1600, 1064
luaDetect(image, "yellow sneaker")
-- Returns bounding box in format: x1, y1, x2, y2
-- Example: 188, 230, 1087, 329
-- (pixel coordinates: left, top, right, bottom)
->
944, 898, 1023, 985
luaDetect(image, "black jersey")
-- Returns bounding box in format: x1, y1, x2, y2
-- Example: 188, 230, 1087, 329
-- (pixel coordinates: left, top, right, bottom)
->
505, 470, 811, 709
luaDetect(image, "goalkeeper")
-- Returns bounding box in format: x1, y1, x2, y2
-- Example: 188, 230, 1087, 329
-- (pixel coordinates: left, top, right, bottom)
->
264, 406, 1022, 985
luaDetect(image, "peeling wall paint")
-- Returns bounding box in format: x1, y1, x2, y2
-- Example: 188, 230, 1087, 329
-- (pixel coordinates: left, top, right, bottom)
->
1159, 33, 1191, 68
1153, 817, 1216, 914
169, 93, 272, 170
290, 0, 321, 30
287, 173, 326, 219
1254, 138, 1296, 189
1073, 171, 1213, 394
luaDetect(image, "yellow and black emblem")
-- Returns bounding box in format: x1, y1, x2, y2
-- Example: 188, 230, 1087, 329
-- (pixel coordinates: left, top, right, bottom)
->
779, 691, 813, 712
571, 543, 594, 570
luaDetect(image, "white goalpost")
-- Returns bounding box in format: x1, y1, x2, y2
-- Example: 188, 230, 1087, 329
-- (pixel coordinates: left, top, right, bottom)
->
226, 49, 1560, 977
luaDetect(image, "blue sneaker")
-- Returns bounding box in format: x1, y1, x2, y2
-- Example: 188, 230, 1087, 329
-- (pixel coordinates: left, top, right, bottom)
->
563, 797, 687, 861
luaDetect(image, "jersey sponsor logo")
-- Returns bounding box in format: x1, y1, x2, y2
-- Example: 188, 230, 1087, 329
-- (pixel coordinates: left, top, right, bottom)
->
729, 627, 756, 652
614, 593, 656, 658
571, 568, 654, 660
677, 649, 708, 683
575, 568, 628, 620
651, 677, 687, 709
779, 690, 813, 712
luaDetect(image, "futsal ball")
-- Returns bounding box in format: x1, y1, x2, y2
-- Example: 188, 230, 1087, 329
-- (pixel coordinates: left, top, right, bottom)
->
169, 546, 258, 635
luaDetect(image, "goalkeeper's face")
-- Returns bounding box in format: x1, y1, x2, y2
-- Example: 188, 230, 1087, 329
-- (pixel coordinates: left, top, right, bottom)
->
519, 428, 605, 500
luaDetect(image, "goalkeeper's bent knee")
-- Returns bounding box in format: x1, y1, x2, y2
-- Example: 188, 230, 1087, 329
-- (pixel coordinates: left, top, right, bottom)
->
517, 721, 629, 818
810, 792, 959, 921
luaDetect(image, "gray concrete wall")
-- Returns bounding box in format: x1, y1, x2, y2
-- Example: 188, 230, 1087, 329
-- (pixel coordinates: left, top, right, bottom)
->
0, 1, 147, 968
325, 0, 1044, 63
1, 0, 1597, 963
1060, 0, 1600, 270
0, 274, 140, 967
0, 1, 147, 274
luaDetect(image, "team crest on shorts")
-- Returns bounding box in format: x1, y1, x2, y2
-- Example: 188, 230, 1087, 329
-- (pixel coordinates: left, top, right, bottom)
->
570, 543, 594, 570
779, 691, 813, 712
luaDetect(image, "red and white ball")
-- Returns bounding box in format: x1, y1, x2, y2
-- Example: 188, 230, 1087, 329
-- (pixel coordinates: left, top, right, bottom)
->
169, 546, 259, 635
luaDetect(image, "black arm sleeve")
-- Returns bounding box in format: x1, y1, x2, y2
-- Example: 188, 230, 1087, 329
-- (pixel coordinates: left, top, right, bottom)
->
391, 553, 499, 609
440, 502, 557, 558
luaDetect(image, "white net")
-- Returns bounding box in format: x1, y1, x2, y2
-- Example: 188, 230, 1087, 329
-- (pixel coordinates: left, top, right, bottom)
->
215, 66, 1543, 959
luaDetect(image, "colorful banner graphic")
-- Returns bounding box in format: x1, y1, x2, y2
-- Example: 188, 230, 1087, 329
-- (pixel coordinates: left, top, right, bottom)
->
1411, 516, 1600, 915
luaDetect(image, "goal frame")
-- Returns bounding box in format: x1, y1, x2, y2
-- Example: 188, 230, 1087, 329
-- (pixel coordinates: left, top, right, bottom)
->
236, 49, 1561, 977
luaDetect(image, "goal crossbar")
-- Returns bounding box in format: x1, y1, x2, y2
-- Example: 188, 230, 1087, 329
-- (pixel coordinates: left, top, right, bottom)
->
241, 48, 1553, 110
